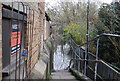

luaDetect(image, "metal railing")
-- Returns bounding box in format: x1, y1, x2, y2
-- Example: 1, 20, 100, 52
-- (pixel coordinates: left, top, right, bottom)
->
2, 2, 40, 80
68, 33, 120, 81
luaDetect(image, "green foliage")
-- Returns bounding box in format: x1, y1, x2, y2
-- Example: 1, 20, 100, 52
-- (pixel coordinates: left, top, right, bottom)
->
47, 0, 120, 68
98, 2, 120, 34
46, 1, 98, 36
60, 34, 69, 39
91, 2, 120, 68
112, 62, 120, 68
64, 23, 86, 45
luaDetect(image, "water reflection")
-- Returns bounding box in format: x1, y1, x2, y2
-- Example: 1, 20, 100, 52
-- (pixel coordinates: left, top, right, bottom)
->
53, 43, 71, 70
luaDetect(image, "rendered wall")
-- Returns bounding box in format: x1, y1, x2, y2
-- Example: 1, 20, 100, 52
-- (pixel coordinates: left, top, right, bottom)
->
0, 3, 2, 81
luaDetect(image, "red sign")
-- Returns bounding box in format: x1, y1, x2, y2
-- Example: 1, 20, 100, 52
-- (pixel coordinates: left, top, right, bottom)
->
11, 21, 21, 56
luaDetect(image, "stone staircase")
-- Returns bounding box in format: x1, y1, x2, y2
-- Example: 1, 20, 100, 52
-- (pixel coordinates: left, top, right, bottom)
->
51, 70, 79, 80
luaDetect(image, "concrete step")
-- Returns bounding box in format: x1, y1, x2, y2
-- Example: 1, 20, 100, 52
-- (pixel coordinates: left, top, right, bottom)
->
51, 70, 79, 80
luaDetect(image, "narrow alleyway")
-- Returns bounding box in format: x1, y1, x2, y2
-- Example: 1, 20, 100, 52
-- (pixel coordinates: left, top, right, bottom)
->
51, 40, 79, 80
0, 1, 120, 81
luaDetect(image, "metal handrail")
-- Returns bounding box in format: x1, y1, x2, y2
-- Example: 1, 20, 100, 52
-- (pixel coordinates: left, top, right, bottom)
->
75, 33, 120, 47
68, 33, 120, 80
67, 58, 102, 69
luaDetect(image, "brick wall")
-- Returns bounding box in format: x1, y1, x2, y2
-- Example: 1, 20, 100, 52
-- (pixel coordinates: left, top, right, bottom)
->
1, 2, 45, 79
44, 20, 50, 40
25, 2, 45, 76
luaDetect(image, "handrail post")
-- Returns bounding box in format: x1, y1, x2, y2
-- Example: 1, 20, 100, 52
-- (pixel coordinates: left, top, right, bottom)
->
73, 48, 76, 70
74, 49, 77, 70
94, 38, 100, 81
78, 48, 81, 72
72, 48, 74, 69
84, 43, 88, 75
84, 0, 90, 76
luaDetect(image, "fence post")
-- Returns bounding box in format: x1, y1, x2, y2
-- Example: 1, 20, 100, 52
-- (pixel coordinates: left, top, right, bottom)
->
78, 47, 81, 72
72, 48, 74, 69
74, 48, 77, 70
84, 43, 88, 75
73, 48, 76, 70
94, 38, 100, 81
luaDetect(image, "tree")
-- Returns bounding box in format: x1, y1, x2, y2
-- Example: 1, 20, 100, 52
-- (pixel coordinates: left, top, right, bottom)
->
46, 1, 98, 45
64, 23, 86, 45
92, 2, 120, 67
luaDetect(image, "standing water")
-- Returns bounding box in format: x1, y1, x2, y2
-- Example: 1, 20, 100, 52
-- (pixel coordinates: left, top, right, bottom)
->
53, 43, 71, 70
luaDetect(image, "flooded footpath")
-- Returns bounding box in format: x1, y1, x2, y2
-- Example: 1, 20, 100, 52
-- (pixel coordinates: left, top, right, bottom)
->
53, 43, 71, 70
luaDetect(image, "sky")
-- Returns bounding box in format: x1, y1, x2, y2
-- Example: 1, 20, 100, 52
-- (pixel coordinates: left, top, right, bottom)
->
103, 0, 112, 3
45, 0, 113, 4
45, 0, 113, 9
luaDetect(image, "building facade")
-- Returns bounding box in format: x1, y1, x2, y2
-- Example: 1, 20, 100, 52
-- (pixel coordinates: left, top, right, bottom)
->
0, 1, 51, 80
44, 13, 51, 41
